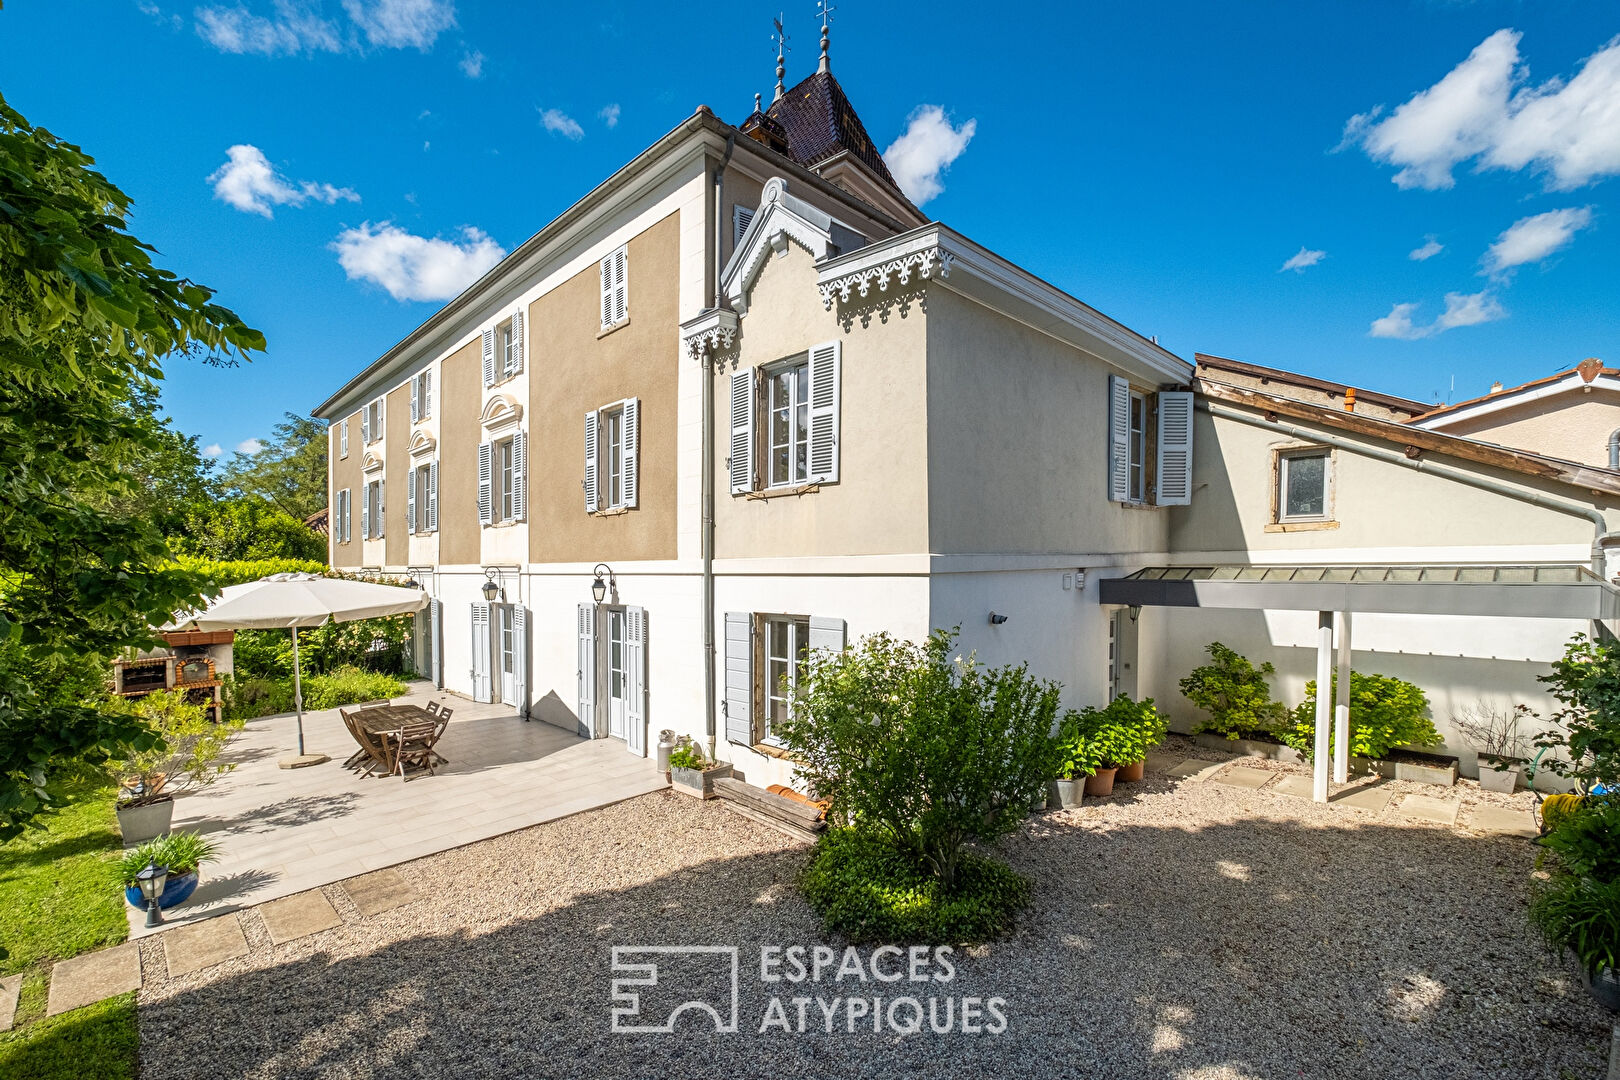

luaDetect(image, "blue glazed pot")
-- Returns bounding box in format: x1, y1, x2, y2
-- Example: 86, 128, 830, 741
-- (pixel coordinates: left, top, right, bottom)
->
124, 870, 199, 911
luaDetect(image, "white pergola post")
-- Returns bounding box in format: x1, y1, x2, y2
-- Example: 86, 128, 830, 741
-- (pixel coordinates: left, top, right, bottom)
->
1333, 611, 1352, 784
1313, 611, 1333, 803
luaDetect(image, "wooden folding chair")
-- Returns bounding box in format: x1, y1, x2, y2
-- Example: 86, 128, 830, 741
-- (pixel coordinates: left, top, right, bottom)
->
393, 720, 442, 780
339, 709, 371, 770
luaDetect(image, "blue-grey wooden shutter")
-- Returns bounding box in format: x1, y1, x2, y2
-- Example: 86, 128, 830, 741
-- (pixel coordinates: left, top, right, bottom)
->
733, 205, 755, 246
509, 310, 525, 376
360, 403, 371, 444
1154, 390, 1194, 506
339, 419, 348, 458
807, 341, 841, 483
728, 370, 754, 495
477, 441, 493, 524
512, 431, 527, 522
410, 376, 419, 423
471, 602, 491, 702
512, 605, 528, 717
584, 410, 600, 512
427, 461, 438, 532
423, 370, 431, 418
621, 398, 638, 509
430, 597, 443, 688
406, 467, 416, 533
1107, 374, 1131, 503
625, 606, 646, 755
724, 611, 754, 746
577, 603, 596, 737
482, 328, 496, 387
808, 616, 846, 656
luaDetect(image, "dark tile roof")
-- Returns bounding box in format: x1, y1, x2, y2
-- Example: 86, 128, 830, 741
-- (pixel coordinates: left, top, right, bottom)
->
741, 70, 900, 191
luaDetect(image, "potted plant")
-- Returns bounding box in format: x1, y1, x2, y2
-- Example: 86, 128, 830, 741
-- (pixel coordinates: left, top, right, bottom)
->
1108, 696, 1169, 782
668, 740, 732, 799
1048, 711, 1092, 810
1453, 699, 1532, 793
1055, 705, 1130, 798
1530, 872, 1620, 1011
111, 691, 242, 843
118, 831, 220, 910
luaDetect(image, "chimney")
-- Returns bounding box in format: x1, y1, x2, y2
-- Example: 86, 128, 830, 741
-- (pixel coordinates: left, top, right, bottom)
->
1490, 381, 1503, 393
1344, 388, 1357, 412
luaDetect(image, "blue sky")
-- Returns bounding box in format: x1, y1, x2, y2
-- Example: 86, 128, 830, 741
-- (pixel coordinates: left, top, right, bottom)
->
2, 1, 1616, 455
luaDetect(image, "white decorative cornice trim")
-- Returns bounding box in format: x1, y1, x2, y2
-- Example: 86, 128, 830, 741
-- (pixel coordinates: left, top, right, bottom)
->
680, 308, 740, 362
407, 430, 438, 459
361, 452, 383, 474
818, 244, 952, 309
722, 178, 840, 316
480, 393, 524, 433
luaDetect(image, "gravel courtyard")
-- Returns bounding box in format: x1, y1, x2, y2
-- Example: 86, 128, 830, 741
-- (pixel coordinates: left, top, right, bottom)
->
136, 747, 1613, 1080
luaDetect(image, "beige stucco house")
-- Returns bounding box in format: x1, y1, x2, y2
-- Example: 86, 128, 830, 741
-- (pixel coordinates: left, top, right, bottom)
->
315, 44, 1620, 797
1409, 357, 1620, 470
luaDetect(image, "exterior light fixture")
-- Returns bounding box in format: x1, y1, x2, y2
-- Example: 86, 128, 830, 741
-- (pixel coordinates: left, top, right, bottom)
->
591, 564, 616, 605
481, 569, 501, 603
136, 860, 169, 928
988, 611, 1009, 625
404, 576, 421, 590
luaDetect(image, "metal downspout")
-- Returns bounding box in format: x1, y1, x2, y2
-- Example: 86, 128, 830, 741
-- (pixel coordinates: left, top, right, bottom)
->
1202, 402, 1616, 575
703, 134, 735, 756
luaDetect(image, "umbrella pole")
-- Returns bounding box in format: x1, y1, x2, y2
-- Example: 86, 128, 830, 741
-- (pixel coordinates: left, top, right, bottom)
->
291, 627, 306, 756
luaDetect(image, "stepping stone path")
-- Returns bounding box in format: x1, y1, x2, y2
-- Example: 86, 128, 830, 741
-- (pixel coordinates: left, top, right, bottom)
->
259, 889, 342, 945
46, 941, 141, 1017
341, 868, 420, 917
1272, 775, 1315, 800
0, 974, 20, 1032
164, 913, 250, 978
1398, 794, 1461, 826
1468, 805, 1537, 837
1167, 758, 1226, 780
1334, 784, 1395, 813
1213, 766, 1276, 790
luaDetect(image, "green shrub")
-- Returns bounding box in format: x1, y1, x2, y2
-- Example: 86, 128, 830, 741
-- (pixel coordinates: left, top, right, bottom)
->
1055, 696, 1167, 776
221, 675, 294, 721
800, 828, 1031, 944
116, 831, 221, 884
668, 745, 709, 770
302, 666, 406, 711
1178, 642, 1288, 739
1537, 634, 1620, 788
1530, 873, 1620, 977
171, 556, 327, 590
780, 629, 1061, 890
1279, 671, 1439, 760
1539, 797, 1620, 881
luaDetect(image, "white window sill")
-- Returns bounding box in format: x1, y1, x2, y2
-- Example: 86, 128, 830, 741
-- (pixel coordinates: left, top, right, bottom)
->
597, 317, 630, 339
743, 482, 822, 501
482, 519, 524, 530
1265, 520, 1339, 532
590, 504, 632, 517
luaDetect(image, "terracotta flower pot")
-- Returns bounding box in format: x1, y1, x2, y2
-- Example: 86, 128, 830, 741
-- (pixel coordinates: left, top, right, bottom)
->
1084, 767, 1118, 798
1116, 760, 1145, 783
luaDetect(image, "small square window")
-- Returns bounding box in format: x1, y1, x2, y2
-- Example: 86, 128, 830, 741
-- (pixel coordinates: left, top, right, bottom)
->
760, 614, 810, 746
1278, 449, 1330, 522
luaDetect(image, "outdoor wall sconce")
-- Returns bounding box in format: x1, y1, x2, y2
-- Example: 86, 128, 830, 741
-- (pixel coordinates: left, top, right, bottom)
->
1128, 605, 1142, 622
591, 564, 617, 605
988, 611, 1009, 625
136, 860, 168, 928
481, 569, 502, 603
404, 576, 421, 590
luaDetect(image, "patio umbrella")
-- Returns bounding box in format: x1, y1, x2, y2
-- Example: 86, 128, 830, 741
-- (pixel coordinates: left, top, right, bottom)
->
170, 572, 429, 768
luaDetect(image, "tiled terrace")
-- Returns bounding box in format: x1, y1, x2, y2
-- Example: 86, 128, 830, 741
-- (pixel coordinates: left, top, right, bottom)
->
126, 680, 665, 938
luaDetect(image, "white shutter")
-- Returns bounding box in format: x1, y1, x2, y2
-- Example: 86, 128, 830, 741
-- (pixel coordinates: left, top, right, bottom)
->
430, 597, 443, 688
1155, 390, 1195, 506
339, 420, 348, 458
427, 461, 438, 532
360, 405, 370, 445
728, 370, 754, 495
377, 479, 385, 536
807, 340, 841, 484
733, 205, 755, 246
577, 603, 597, 737
512, 605, 529, 717
612, 247, 628, 325
512, 430, 528, 521
583, 410, 600, 513
808, 616, 846, 655
406, 467, 417, 533
724, 611, 754, 746
423, 371, 431, 419
624, 606, 646, 756
471, 602, 491, 702
482, 328, 496, 387
621, 397, 639, 509
410, 377, 419, 423
477, 442, 493, 525
599, 255, 614, 329
1107, 374, 1131, 503
509, 310, 525, 376
361, 484, 370, 539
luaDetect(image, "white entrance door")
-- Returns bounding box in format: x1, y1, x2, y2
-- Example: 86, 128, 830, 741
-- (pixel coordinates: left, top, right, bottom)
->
498, 604, 516, 704
470, 602, 491, 703
607, 607, 628, 741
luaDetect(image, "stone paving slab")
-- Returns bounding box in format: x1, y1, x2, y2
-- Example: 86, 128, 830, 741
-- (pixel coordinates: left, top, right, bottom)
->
1399, 794, 1461, 825
47, 941, 141, 1016
0, 974, 20, 1032
259, 889, 342, 945
1166, 758, 1226, 780
1213, 766, 1276, 790
341, 868, 420, 917
163, 914, 249, 978
1334, 783, 1395, 813
1468, 805, 1538, 837
1272, 775, 1315, 799
1144, 752, 1182, 774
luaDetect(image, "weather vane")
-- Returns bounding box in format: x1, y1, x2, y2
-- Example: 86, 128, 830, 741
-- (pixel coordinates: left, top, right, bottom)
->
817, 0, 835, 72
772, 13, 791, 100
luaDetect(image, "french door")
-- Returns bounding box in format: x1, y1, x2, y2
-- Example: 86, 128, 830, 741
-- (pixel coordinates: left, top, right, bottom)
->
607, 607, 628, 741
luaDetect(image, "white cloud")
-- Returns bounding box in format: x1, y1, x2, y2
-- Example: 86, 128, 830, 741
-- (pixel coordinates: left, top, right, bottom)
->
235, 438, 264, 454
598, 103, 621, 129
194, 2, 343, 56
1279, 247, 1326, 273
1369, 290, 1506, 339
1482, 206, 1594, 275
139, 2, 183, 29
539, 108, 584, 140
882, 105, 976, 204
331, 221, 505, 302
208, 144, 359, 217
202, 443, 224, 458
1341, 28, 1620, 191
341, 0, 454, 49
458, 48, 483, 78
1409, 237, 1444, 261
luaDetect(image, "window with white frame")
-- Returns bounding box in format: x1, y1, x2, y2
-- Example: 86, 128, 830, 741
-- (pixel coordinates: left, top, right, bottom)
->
1127, 390, 1147, 503
766, 355, 810, 488
599, 245, 628, 330
583, 399, 639, 512
336, 488, 351, 542
407, 462, 437, 534
1277, 447, 1331, 523
1105, 375, 1194, 507
495, 437, 516, 522
364, 479, 383, 538
362, 398, 383, 444
338, 419, 348, 459
727, 342, 841, 495
761, 615, 810, 746
410, 370, 432, 423
478, 431, 525, 526
481, 312, 524, 387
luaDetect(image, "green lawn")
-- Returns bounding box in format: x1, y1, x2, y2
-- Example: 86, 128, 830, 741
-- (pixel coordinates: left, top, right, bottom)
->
0, 773, 137, 1080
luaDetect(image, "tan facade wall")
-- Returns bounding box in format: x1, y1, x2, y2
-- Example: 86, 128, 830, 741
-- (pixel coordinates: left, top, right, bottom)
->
329, 414, 361, 567
1169, 410, 1605, 555
720, 169, 764, 270
529, 211, 681, 564
923, 287, 1173, 557
715, 241, 929, 559
438, 338, 482, 566
384, 383, 410, 565
1428, 392, 1620, 469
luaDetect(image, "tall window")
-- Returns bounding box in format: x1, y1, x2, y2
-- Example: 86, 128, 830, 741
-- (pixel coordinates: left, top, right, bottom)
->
413, 464, 431, 534
495, 437, 515, 522
768, 357, 810, 488
763, 615, 809, 745
601, 405, 625, 509
1278, 448, 1330, 522
498, 319, 516, 379
336, 488, 351, 542
365, 399, 383, 443
339, 420, 348, 458
1127, 390, 1147, 503
411, 370, 431, 422
366, 480, 382, 538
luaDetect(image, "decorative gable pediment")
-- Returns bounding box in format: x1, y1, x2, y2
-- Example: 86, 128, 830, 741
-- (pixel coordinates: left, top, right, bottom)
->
480, 393, 523, 433
722, 178, 867, 316
361, 451, 383, 474
408, 430, 437, 459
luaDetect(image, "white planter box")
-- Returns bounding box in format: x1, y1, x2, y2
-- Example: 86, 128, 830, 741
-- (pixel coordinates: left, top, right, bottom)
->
116, 798, 174, 845
1477, 763, 1521, 793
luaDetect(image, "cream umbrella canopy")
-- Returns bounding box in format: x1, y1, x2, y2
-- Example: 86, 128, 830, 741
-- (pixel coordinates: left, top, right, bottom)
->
171, 573, 428, 767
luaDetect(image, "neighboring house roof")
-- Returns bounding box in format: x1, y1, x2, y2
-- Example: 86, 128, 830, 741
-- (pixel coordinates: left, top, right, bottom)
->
1408, 358, 1619, 428
1194, 353, 1434, 418
742, 70, 901, 192
305, 507, 329, 536
1197, 377, 1620, 498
